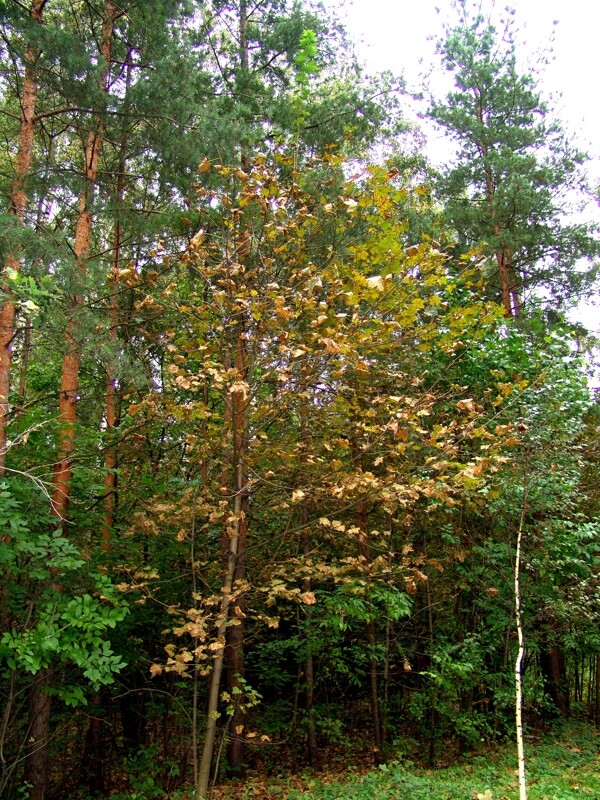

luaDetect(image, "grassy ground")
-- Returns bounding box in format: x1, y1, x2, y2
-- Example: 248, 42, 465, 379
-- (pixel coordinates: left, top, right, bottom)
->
213, 723, 600, 800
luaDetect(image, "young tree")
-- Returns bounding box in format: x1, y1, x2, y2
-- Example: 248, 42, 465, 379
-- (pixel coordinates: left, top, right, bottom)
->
429, 2, 599, 316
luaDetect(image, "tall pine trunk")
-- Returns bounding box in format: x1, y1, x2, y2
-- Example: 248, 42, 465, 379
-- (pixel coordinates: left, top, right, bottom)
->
102, 53, 132, 551
0, 0, 46, 473
51, 0, 117, 523
25, 8, 117, 800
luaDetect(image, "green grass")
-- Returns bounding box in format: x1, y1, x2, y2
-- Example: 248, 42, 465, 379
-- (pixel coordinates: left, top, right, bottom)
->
281, 724, 600, 800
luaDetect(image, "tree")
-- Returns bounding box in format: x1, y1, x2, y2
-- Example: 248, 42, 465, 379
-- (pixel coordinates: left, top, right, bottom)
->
429, 1, 599, 317
51, 0, 119, 526
133, 154, 512, 793
0, 0, 47, 473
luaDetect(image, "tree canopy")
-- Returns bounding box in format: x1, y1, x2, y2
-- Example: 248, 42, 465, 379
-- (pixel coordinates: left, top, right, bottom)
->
429, 1, 599, 316
0, 2, 599, 799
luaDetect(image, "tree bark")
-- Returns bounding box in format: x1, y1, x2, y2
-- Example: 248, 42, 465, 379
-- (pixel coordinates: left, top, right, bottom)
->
300, 494, 318, 766
81, 692, 107, 797
515, 491, 528, 800
352, 443, 382, 762
225, 310, 250, 773
28, 8, 116, 800
23, 669, 52, 800
198, 229, 251, 795
196, 475, 246, 799
0, 0, 46, 473
102, 52, 132, 551
51, 0, 118, 524
473, 87, 519, 318
539, 642, 570, 719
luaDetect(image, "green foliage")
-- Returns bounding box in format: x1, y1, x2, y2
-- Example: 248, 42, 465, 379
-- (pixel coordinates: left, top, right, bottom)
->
429, 1, 600, 311
286, 724, 600, 800
0, 481, 128, 696
1, 0, 599, 795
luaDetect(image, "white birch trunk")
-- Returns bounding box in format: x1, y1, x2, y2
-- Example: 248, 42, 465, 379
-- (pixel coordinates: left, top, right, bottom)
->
514, 489, 528, 800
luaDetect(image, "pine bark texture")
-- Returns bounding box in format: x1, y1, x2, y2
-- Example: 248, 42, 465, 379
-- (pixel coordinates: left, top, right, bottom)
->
102, 57, 131, 549
52, 0, 118, 522
0, 0, 46, 472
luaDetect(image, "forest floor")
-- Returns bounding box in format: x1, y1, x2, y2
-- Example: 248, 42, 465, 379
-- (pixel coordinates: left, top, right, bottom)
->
208, 722, 600, 800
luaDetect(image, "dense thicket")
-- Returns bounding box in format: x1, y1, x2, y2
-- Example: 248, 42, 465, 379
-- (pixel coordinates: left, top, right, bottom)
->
0, 2, 598, 799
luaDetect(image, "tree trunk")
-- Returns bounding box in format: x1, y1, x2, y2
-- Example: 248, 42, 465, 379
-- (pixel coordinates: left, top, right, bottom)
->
102, 53, 132, 551
496, 248, 514, 318
81, 692, 107, 797
301, 508, 319, 768
119, 673, 147, 755
225, 312, 250, 774
23, 669, 52, 800
196, 479, 246, 799
474, 92, 518, 318
29, 9, 116, 800
539, 643, 570, 719
0, 0, 46, 473
198, 239, 251, 794
352, 443, 382, 763
51, 0, 117, 524
222, 184, 252, 771
514, 490, 528, 800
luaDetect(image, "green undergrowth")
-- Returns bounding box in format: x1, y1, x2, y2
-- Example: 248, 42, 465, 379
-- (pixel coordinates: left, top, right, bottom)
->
106, 723, 600, 800
280, 724, 600, 800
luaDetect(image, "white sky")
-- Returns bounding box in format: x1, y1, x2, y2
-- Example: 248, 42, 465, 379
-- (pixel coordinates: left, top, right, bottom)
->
324, 0, 600, 338
332, 0, 600, 171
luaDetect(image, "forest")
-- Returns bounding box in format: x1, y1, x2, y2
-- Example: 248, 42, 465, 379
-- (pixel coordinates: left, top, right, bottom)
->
1, 1, 599, 799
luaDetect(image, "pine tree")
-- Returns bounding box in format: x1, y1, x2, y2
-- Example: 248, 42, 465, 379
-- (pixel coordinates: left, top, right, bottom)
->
0, 0, 47, 473
429, 2, 599, 316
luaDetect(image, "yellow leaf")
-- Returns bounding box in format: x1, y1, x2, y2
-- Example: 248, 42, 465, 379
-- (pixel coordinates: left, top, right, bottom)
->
366, 275, 384, 291
319, 337, 342, 353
